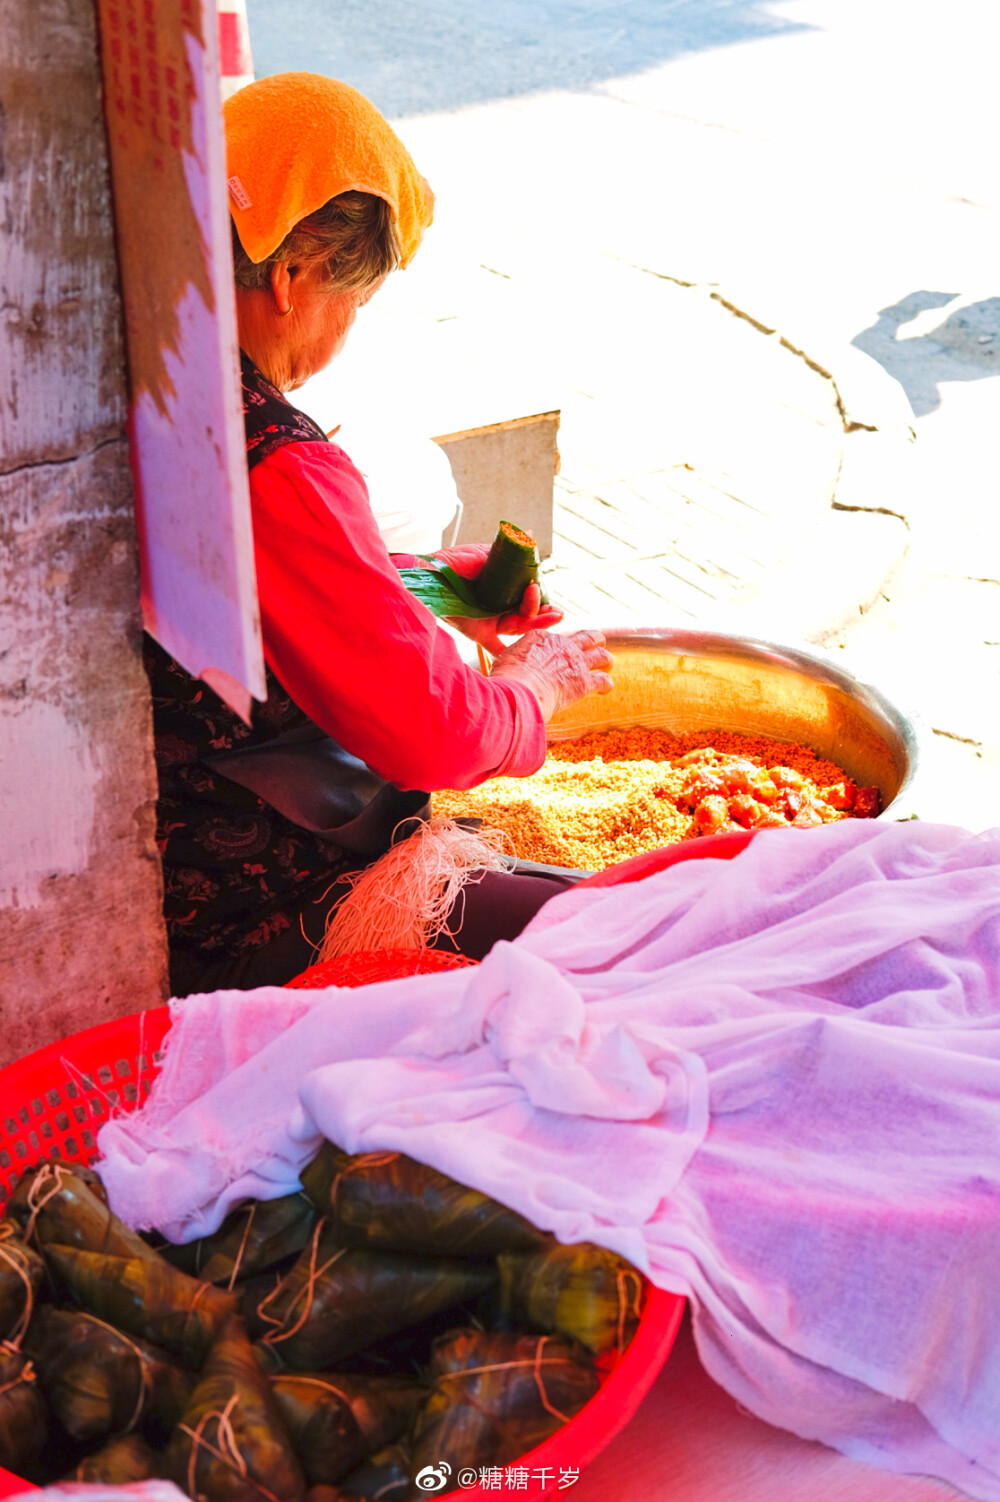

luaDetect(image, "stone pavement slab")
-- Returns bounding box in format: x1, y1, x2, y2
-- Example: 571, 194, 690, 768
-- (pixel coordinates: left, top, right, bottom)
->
304, 235, 867, 637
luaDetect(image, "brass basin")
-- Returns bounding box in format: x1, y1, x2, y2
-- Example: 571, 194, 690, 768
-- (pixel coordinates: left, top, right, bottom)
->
547, 628, 918, 816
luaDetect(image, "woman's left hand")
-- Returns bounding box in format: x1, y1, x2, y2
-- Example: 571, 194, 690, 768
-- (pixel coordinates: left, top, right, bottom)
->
435, 543, 563, 656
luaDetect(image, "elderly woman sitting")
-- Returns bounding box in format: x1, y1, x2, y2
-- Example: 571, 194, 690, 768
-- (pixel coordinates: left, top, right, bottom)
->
145, 73, 613, 995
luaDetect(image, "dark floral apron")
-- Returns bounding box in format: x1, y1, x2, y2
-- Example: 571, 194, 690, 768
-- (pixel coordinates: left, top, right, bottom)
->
143, 355, 355, 966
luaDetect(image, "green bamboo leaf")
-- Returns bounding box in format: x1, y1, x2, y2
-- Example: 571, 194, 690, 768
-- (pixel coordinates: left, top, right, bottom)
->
398, 565, 493, 619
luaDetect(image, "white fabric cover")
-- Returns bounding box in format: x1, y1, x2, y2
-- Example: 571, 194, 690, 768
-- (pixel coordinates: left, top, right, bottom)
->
98, 821, 1000, 1499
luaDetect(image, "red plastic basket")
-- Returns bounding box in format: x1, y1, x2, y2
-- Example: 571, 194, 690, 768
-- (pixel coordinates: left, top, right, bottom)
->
0, 951, 475, 1210
285, 946, 479, 990
0, 840, 752, 1498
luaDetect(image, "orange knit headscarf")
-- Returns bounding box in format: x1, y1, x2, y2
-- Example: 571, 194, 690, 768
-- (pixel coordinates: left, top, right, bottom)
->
223, 72, 434, 268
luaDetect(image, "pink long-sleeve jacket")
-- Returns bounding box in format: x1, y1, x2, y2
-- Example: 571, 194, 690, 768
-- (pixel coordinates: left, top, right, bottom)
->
250, 440, 546, 792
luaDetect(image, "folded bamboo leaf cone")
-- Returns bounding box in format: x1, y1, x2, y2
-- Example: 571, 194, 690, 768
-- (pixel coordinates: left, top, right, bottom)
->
44, 1242, 238, 1368
299, 1143, 546, 1257
409, 1329, 600, 1495
0, 1341, 49, 1475
250, 1220, 495, 1370
162, 1193, 315, 1287
0, 1220, 45, 1345
195, 1194, 316, 1288
7, 1162, 161, 1263
498, 1242, 645, 1356
26, 1304, 192, 1442
164, 1314, 307, 1502
270, 1372, 424, 1485
472, 520, 544, 615
72, 1432, 159, 1484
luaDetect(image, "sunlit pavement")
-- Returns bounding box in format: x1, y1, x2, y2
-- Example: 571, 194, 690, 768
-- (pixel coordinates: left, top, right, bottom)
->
247, 0, 999, 829
241, 9, 999, 1493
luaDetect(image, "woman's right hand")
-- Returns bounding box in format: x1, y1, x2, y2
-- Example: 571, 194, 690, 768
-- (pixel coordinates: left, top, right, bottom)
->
489, 629, 613, 721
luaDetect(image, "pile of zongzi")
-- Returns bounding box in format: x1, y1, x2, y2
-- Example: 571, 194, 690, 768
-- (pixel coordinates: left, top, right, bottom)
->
0, 1144, 645, 1498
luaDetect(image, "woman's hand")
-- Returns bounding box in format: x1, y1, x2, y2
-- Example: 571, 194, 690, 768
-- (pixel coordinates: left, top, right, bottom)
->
489, 629, 613, 721
433, 543, 564, 655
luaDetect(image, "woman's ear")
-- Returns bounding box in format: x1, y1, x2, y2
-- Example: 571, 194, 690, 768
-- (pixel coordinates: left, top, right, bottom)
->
269, 261, 294, 316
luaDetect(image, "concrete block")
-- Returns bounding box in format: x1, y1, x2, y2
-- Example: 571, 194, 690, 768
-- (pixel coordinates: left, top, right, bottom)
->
434, 411, 559, 558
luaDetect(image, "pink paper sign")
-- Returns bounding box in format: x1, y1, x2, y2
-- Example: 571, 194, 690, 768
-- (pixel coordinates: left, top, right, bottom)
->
97, 0, 264, 720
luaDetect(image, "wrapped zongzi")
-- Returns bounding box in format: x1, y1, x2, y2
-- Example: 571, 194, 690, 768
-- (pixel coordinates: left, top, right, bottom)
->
166, 1193, 315, 1289
73, 1432, 159, 1483
163, 1315, 306, 1502
0, 1219, 45, 1346
44, 1243, 237, 1367
338, 1441, 410, 1501
299, 1144, 546, 1258
409, 1329, 600, 1495
8, 1162, 157, 1263
0, 1340, 49, 1475
26, 1304, 191, 1442
498, 1241, 644, 1356
472, 521, 545, 615
251, 1221, 494, 1370
270, 1373, 424, 1485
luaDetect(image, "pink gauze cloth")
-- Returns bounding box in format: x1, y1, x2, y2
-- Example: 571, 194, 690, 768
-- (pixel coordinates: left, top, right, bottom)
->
97, 820, 1000, 1500
8, 1486, 188, 1501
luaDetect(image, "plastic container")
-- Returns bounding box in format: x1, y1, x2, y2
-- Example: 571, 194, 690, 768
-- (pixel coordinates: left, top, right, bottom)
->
0, 836, 750, 1497
286, 946, 478, 990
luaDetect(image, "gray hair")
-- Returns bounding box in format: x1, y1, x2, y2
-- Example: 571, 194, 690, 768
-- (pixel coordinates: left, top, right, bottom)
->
231, 190, 400, 296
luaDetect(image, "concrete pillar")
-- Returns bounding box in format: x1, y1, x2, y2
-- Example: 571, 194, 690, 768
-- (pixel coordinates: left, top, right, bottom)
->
0, 0, 169, 1065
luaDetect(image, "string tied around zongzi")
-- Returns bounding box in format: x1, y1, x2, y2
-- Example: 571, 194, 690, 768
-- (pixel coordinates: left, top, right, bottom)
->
181, 1275, 222, 1359
433, 1335, 576, 1424
326, 1152, 400, 1222
0, 1342, 36, 1398
179, 1389, 286, 1502
270, 1373, 358, 1408
256, 1220, 348, 1350
21, 1161, 74, 1247
0, 1227, 37, 1347
222, 1204, 259, 1294
181, 1390, 243, 1492
84, 1313, 153, 1436
615, 1267, 645, 1357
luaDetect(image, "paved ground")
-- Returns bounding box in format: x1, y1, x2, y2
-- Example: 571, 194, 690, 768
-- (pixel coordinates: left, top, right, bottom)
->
248, 0, 999, 838
305, 233, 854, 627
244, 10, 996, 1494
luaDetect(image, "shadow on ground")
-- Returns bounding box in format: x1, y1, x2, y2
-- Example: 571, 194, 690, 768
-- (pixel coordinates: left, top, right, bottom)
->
246, 0, 807, 117
853, 291, 1000, 417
